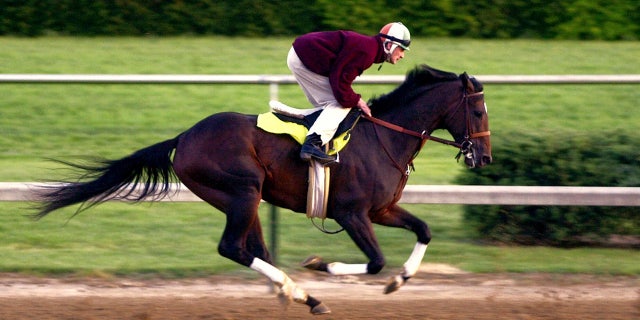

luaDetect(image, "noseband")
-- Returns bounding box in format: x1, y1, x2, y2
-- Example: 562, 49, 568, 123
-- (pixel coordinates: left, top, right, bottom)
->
454, 91, 491, 163
363, 90, 490, 166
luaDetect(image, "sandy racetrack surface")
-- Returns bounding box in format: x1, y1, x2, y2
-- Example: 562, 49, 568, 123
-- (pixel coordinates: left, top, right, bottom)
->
1, 266, 638, 320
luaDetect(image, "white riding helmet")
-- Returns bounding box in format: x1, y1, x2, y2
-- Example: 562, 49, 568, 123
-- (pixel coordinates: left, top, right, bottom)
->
379, 22, 411, 59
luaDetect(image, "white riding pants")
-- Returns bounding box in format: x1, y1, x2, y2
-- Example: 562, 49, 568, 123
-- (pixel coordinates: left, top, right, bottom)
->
287, 47, 352, 145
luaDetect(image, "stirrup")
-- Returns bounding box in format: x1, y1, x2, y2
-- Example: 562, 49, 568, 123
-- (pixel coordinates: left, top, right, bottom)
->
300, 148, 336, 165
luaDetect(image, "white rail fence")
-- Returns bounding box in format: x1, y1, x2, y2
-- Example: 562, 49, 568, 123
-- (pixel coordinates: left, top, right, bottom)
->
2, 74, 640, 84
2, 183, 639, 206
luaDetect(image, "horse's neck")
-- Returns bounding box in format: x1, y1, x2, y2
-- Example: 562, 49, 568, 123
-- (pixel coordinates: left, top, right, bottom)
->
376, 100, 442, 135
364, 80, 460, 165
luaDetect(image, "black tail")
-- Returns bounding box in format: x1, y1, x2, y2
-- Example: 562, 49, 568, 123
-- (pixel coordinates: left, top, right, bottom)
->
34, 137, 180, 219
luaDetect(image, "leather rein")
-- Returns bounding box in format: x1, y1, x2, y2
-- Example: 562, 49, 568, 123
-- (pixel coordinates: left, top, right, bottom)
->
362, 90, 490, 172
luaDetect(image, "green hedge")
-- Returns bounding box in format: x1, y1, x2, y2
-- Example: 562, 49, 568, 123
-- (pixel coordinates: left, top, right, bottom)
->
1, 0, 639, 39
456, 132, 640, 247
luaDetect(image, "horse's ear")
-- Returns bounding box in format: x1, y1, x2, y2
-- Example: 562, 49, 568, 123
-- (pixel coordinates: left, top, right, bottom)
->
460, 72, 474, 93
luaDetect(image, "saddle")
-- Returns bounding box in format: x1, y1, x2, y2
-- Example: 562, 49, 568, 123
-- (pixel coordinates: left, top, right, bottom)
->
257, 101, 362, 221
257, 101, 361, 155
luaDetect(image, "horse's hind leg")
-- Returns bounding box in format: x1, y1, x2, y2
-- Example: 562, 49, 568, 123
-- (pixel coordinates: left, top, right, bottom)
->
216, 196, 265, 265
173, 132, 329, 313
245, 217, 272, 264
181, 178, 330, 314
218, 198, 330, 314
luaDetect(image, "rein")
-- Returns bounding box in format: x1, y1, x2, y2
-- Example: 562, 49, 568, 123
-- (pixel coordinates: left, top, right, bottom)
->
362, 90, 490, 171
362, 114, 461, 148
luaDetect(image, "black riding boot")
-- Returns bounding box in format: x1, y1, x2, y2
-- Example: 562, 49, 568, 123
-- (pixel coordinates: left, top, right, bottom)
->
300, 133, 336, 165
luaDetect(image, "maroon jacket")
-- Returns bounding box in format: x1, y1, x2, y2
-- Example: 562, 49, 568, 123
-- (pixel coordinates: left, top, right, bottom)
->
292, 31, 386, 108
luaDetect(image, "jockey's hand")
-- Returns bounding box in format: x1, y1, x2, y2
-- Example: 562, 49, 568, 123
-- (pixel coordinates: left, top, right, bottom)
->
357, 99, 372, 117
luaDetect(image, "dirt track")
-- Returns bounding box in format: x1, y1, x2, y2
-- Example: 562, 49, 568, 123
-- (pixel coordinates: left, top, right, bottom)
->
1, 266, 638, 320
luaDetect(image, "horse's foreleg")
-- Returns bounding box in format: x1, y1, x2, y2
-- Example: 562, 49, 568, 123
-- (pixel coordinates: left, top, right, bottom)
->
302, 255, 369, 275
371, 204, 432, 294
384, 242, 428, 294
303, 213, 386, 276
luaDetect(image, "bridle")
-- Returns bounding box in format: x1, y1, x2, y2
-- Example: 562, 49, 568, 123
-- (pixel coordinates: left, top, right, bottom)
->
362, 89, 490, 172
453, 91, 491, 164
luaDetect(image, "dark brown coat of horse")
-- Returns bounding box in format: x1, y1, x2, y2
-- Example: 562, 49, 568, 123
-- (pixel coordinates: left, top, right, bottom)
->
35, 65, 491, 314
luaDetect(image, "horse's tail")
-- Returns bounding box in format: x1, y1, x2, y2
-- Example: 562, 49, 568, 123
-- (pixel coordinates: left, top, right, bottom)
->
33, 136, 180, 219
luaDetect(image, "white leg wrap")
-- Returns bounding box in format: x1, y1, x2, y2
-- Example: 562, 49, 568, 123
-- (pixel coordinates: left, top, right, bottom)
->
250, 258, 308, 303
402, 243, 428, 278
327, 262, 369, 275
250, 258, 285, 284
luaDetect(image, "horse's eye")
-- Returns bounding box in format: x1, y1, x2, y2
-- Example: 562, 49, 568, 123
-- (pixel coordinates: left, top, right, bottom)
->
473, 110, 483, 117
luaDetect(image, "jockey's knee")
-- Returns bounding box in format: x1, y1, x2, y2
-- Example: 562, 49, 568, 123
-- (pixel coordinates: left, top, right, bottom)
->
367, 258, 385, 274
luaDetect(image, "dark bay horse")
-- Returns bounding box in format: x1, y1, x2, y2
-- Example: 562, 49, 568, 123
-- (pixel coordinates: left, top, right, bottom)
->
34, 65, 491, 315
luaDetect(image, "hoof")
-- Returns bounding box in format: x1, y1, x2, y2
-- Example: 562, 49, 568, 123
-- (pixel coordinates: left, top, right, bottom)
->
310, 302, 331, 315
301, 255, 324, 270
383, 275, 405, 294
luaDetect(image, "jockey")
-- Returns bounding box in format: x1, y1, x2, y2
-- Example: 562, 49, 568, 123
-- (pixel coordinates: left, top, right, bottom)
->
287, 22, 411, 165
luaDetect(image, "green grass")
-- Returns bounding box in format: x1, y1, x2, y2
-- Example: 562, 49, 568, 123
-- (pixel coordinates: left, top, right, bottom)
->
2, 202, 637, 276
1, 36, 639, 276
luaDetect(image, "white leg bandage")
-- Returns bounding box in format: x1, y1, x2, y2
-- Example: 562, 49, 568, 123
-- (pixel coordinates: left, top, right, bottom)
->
327, 262, 369, 275
402, 243, 428, 278
250, 258, 308, 303
250, 258, 285, 284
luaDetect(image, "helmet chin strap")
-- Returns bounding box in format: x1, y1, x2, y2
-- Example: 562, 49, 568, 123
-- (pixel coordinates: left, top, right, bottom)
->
383, 41, 398, 63
378, 43, 394, 70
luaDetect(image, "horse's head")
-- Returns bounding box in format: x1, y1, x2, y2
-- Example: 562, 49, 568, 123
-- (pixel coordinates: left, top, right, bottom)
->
368, 65, 492, 169
445, 73, 492, 168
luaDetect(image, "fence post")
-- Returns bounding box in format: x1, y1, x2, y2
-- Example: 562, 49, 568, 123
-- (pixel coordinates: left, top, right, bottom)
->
269, 82, 279, 102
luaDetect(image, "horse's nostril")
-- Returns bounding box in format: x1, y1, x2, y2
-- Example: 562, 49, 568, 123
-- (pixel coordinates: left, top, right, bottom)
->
483, 155, 493, 165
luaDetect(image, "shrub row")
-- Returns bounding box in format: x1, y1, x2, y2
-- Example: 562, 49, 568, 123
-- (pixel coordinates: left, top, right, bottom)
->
1, 0, 639, 40
456, 132, 640, 247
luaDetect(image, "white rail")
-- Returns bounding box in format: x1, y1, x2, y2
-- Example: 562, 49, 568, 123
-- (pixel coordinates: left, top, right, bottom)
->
2, 183, 638, 206
1, 74, 640, 84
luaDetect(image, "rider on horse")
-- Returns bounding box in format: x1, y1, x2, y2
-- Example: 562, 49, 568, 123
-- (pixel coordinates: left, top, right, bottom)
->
288, 22, 411, 165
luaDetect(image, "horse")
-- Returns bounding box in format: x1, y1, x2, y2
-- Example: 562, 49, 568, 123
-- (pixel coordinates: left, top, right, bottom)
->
34, 65, 491, 315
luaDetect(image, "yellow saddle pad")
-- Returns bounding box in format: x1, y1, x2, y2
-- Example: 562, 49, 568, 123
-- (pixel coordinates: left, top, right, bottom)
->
257, 112, 352, 156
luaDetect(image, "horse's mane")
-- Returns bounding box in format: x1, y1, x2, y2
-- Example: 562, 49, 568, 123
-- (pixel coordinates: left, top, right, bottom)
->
369, 64, 459, 113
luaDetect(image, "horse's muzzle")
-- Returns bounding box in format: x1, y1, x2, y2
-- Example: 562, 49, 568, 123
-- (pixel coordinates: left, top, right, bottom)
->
464, 149, 492, 168
480, 154, 493, 167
